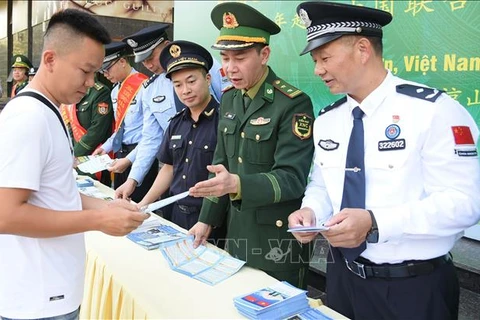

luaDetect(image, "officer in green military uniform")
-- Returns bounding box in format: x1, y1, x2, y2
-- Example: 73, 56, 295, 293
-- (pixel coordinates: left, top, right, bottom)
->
189, 2, 315, 289
9, 54, 33, 98
62, 77, 114, 184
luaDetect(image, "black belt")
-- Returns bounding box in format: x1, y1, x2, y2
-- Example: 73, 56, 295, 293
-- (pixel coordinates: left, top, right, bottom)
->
119, 143, 137, 154
345, 254, 451, 279
175, 203, 199, 214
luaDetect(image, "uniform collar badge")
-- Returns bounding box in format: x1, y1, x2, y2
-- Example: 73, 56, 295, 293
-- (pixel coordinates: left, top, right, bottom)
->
204, 108, 215, 117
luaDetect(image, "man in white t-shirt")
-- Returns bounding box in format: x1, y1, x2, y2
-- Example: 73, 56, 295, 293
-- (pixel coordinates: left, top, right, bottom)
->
0, 9, 149, 320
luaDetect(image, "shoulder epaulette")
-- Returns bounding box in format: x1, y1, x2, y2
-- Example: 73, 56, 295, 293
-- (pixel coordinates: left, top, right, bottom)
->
396, 84, 443, 102
143, 74, 159, 88
222, 84, 235, 93
169, 108, 186, 121
318, 96, 347, 116
272, 79, 302, 99
93, 82, 104, 91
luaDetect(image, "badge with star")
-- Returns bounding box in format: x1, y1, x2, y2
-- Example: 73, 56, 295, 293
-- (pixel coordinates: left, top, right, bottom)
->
292, 113, 313, 140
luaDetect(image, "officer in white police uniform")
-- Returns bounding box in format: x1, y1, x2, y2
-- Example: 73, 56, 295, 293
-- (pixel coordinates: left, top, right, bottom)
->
288, 2, 480, 320
115, 24, 229, 200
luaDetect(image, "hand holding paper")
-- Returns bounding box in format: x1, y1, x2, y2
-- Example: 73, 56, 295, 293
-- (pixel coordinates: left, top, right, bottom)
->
140, 191, 190, 213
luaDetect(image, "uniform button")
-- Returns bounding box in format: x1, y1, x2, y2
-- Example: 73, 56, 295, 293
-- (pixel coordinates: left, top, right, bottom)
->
388, 164, 394, 169
224, 127, 228, 133
320, 162, 323, 166
173, 144, 176, 148
238, 157, 243, 163
276, 220, 283, 228
193, 124, 197, 128
185, 158, 189, 163
189, 141, 193, 145
241, 132, 245, 138
182, 175, 186, 179
204, 145, 208, 150
255, 134, 260, 141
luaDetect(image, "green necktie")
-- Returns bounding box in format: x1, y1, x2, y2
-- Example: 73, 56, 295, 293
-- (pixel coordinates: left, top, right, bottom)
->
243, 94, 251, 111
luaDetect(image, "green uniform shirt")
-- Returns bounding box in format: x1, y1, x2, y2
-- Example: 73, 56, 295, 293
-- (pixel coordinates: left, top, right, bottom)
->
199, 67, 315, 273
69, 81, 113, 156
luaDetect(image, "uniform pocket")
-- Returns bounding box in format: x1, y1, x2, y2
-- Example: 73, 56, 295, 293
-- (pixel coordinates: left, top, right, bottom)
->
220, 120, 237, 158
244, 126, 275, 165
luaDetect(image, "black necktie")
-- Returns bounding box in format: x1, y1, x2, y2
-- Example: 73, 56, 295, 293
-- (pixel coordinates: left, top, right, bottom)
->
339, 106, 367, 262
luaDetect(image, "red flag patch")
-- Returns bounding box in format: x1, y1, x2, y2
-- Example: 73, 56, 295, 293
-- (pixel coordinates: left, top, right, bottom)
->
219, 67, 226, 77
451, 126, 474, 145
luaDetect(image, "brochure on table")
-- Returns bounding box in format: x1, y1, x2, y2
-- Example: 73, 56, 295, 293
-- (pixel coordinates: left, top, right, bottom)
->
160, 237, 246, 286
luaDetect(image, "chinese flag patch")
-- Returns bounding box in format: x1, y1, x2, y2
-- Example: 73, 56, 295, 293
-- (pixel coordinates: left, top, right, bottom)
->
451, 126, 474, 145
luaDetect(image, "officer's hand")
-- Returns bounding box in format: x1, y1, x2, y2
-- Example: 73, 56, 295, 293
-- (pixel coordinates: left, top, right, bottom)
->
189, 222, 212, 248
92, 148, 106, 156
322, 208, 371, 248
189, 164, 238, 197
115, 178, 138, 200
288, 208, 318, 243
95, 199, 149, 236
107, 158, 132, 173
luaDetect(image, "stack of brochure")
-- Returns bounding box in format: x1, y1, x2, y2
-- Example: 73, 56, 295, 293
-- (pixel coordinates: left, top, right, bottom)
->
126, 218, 188, 250
160, 237, 245, 285
233, 281, 310, 319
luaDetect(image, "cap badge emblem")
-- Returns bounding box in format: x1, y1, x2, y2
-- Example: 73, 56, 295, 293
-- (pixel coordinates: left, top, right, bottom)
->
16, 56, 22, 62
126, 39, 138, 48
298, 9, 312, 28
223, 12, 239, 29
170, 44, 181, 58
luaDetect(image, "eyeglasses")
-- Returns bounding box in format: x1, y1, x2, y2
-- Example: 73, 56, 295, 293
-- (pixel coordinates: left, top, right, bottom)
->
99, 58, 121, 74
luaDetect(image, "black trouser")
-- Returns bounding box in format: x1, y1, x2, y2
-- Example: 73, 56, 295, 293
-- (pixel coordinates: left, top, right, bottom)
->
172, 203, 227, 249
114, 143, 158, 203
326, 247, 459, 320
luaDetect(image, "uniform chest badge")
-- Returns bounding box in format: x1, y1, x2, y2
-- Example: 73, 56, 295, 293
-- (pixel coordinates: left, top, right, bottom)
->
224, 112, 235, 120
153, 96, 166, 103
385, 124, 401, 140
97, 102, 109, 115
292, 113, 313, 140
319, 139, 339, 151
250, 117, 271, 126
379, 124, 405, 151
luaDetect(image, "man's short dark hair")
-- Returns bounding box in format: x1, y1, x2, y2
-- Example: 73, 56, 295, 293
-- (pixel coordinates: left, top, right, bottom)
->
45, 9, 110, 45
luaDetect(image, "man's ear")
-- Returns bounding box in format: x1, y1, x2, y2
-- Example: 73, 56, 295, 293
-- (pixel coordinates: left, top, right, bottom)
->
260, 45, 271, 66
42, 50, 56, 72
356, 38, 372, 64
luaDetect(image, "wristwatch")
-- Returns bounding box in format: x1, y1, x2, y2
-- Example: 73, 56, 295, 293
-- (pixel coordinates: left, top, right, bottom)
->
366, 209, 379, 243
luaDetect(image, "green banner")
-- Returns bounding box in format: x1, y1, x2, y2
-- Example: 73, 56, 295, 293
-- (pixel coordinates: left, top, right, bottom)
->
174, 0, 480, 125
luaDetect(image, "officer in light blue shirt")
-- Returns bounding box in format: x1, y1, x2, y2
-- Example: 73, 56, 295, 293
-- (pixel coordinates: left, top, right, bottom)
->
115, 24, 229, 200
93, 42, 158, 202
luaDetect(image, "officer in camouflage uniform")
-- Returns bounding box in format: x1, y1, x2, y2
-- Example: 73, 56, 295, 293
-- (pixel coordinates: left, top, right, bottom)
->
189, 2, 315, 289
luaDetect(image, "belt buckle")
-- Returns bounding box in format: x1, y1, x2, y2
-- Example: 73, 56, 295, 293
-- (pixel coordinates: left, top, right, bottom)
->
177, 204, 188, 213
345, 259, 366, 279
